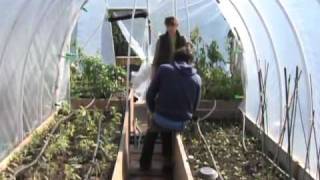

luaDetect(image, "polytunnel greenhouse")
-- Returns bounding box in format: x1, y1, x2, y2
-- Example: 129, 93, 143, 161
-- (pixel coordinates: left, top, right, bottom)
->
0, 0, 319, 179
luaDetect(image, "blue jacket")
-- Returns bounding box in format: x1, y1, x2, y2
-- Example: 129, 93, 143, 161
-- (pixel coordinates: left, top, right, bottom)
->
146, 61, 201, 130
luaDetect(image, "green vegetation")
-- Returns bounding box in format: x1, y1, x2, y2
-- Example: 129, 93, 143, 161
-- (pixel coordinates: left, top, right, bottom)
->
71, 52, 126, 98
183, 120, 287, 180
0, 104, 122, 179
111, 21, 129, 56
191, 28, 244, 100
110, 17, 136, 56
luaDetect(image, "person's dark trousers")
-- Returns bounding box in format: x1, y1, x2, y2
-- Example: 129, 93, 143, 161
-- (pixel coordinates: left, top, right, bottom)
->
161, 131, 173, 160
140, 126, 174, 169
140, 130, 158, 169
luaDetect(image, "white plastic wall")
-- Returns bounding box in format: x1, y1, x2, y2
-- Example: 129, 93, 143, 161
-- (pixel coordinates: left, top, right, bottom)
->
106, 0, 230, 61
105, 0, 230, 101
0, 0, 85, 160
0, 0, 319, 178
218, 0, 320, 178
76, 0, 116, 64
106, 0, 320, 178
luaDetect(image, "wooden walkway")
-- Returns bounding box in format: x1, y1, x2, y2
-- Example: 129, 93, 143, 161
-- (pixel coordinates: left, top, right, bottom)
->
128, 103, 172, 180
128, 144, 171, 180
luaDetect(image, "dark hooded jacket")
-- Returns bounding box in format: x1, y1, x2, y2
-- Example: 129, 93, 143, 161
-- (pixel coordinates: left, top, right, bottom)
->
146, 61, 201, 125
152, 31, 186, 70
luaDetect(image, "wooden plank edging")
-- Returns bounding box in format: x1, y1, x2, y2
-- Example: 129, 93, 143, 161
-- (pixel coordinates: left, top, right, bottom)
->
111, 91, 133, 180
111, 109, 129, 180
0, 113, 55, 172
244, 116, 314, 180
174, 134, 194, 180
70, 98, 124, 110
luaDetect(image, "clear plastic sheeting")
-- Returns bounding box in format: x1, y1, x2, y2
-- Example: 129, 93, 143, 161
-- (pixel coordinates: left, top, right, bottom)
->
106, 0, 230, 61
106, 0, 231, 100
218, 0, 320, 178
107, 0, 320, 178
0, 0, 85, 160
101, 21, 116, 64
149, 0, 230, 58
0, 0, 319, 178
116, 17, 148, 60
131, 62, 152, 102
76, 0, 115, 64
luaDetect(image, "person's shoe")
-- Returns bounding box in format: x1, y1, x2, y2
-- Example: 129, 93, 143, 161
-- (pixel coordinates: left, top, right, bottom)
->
162, 163, 173, 173
140, 162, 151, 171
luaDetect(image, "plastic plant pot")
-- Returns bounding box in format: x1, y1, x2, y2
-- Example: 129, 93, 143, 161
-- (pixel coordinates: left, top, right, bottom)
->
197, 166, 219, 180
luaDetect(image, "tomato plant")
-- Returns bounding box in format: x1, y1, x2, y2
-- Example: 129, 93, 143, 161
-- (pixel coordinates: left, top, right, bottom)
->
1, 104, 123, 179
71, 52, 126, 98
191, 28, 244, 100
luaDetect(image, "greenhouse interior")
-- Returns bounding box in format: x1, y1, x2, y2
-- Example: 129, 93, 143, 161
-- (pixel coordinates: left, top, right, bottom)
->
0, 0, 319, 179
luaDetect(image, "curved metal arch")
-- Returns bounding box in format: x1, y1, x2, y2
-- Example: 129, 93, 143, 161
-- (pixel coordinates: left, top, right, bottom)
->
276, 0, 312, 124
54, 1, 88, 101
184, 0, 191, 40
18, 0, 58, 137
247, 0, 284, 134
227, 1, 259, 76
37, 0, 71, 123
0, 0, 32, 71
177, 0, 210, 11
0, 0, 37, 141
227, 0, 261, 121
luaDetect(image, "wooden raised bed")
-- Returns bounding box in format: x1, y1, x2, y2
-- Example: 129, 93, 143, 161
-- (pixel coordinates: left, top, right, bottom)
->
110, 95, 197, 179
0, 114, 55, 172
174, 134, 194, 180
245, 117, 315, 180
181, 100, 314, 180
70, 96, 131, 180
109, 99, 242, 180
172, 100, 243, 180
71, 97, 125, 110
116, 56, 142, 67
0, 99, 124, 179
173, 99, 242, 180
196, 99, 242, 120
111, 91, 134, 180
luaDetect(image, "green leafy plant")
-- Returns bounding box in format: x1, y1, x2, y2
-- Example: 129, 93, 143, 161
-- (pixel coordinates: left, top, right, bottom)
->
207, 41, 224, 67
71, 52, 126, 98
64, 164, 81, 180
183, 120, 287, 179
190, 28, 244, 100
199, 67, 243, 100
1, 104, 123, 179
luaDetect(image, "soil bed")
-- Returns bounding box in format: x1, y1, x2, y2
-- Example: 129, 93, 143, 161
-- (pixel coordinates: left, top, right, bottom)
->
0, 106, 123, 180
182, 119, 287, 180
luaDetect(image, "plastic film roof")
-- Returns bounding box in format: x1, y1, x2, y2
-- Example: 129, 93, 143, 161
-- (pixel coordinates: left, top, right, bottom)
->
105, 0, 320, 177
0, 0, 319, 178
0, 0, 85, 160
78, 0, 230, 61
217, 0, 320, 177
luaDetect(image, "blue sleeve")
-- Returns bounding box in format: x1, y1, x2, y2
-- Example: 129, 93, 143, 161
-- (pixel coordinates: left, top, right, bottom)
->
146, 67, 162, 112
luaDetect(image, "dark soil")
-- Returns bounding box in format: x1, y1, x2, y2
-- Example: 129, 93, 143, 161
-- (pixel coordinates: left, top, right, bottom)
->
182, 119, 287, 180
0, 107, 122, 180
